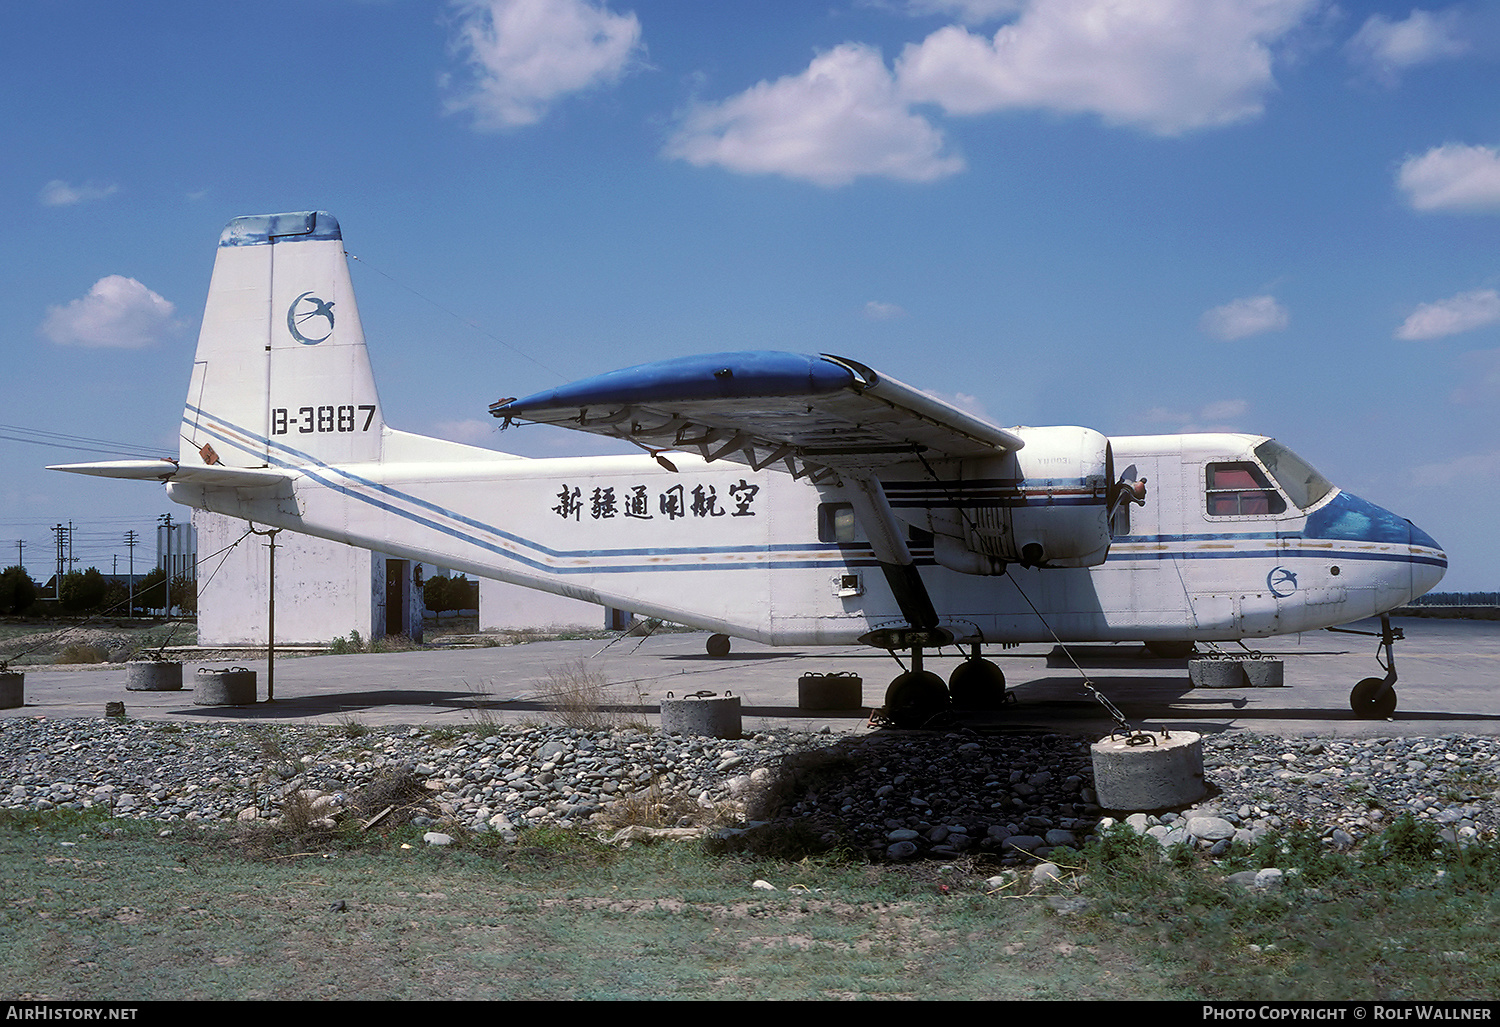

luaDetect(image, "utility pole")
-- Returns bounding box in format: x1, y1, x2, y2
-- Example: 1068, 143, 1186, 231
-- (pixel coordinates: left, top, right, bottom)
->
14, 539, 23, 571
158, 514, 173, 616
124, 531, 139, 617
52, 524, 68, 598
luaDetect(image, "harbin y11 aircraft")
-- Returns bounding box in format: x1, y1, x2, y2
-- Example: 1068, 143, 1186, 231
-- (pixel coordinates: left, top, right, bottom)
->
52, 212, 1447, 726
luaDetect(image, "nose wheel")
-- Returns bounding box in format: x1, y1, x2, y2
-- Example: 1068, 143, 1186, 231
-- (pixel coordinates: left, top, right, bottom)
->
1332, 615, 1402, 720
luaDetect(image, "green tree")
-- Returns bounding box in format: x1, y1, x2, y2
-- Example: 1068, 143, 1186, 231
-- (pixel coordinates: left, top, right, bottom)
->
169, 573, 197, 616
0, 565, 38, 615
422, 574, 476, 619
134, 568, 167, 613
59, 568, 108, 613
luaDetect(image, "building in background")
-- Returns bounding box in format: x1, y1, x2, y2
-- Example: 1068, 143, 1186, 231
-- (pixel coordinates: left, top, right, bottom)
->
157, 519, 197, 581
193, 510, 623, 645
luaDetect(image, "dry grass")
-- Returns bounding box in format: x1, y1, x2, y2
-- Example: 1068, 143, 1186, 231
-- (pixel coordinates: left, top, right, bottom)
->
54, 642, 109, 664
535, 659, 649, 732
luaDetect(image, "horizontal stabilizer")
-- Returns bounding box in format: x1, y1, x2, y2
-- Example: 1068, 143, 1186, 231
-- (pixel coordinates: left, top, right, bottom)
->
48, 460, 293, 489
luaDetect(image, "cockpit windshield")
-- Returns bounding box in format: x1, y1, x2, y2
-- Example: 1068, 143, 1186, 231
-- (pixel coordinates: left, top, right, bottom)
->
1254, 440, 1332, 511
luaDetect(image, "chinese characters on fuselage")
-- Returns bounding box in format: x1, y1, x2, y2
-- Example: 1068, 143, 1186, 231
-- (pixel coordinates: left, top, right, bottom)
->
551, 480, 760, 522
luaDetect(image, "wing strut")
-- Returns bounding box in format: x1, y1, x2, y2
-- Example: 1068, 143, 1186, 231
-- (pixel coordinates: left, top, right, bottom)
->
845, 477, 949, 644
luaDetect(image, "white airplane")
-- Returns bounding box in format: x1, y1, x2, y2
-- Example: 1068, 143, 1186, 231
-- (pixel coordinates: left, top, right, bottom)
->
52, 211, 1447, 725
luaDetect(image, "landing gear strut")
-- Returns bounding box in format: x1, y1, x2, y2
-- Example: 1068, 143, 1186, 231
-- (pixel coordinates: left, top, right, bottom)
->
1331, 615, 1402, 719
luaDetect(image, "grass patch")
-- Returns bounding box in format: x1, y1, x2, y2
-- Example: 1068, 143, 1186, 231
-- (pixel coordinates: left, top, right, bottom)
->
4, 806, 1499, 1000
54, 643, 109, 665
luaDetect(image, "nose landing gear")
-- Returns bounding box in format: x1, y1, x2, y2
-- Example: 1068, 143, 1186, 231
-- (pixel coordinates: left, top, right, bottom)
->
1331, 615, 1403, 719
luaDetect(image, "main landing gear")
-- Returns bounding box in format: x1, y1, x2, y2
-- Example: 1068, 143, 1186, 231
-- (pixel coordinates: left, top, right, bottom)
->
1330, 615, 1403, 719
879, 638, 1010, 729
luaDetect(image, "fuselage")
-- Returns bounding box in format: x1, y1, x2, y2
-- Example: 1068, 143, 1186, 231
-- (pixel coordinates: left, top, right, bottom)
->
166, 428, 1445, 647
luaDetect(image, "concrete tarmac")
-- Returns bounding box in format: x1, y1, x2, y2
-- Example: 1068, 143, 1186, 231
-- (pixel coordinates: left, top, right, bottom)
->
4, 617, 1497, 739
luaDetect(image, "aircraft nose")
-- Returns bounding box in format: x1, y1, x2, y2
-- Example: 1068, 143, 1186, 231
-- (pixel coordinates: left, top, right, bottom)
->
1407, 517, 1447, 599
1304, 491, 1447, 601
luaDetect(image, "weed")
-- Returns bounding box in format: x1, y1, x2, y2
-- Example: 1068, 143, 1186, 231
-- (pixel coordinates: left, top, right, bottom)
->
537, 659, 634, 731
346, 769, 437, 829
250, 726, 295, 766
335, 714, 370, 738
54, 642, 108, 664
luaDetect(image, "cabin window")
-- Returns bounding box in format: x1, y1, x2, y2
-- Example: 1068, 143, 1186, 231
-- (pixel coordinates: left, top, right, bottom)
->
818, 502, 857, 543
1205, 462, 1287, 517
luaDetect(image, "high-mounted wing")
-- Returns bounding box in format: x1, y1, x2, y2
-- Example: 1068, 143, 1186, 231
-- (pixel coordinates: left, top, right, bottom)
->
490, 351, 1022, 481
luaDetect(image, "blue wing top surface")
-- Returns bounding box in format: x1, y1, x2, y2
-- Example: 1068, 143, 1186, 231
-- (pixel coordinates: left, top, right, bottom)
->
492, 351, 1022, 478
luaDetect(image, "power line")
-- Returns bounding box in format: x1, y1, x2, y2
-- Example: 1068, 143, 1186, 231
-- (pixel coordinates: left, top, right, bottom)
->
0, 422, 165, 459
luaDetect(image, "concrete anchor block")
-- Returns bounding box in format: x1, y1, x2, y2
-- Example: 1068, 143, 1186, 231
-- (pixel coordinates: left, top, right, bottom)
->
660, 691, 741, 738
797, 672, 862, 711
126, 661, 183, 691
1091, 730, 1207, 812
0, 671, 22, 709
194, 668, 257, 706
1189, 657, 1284, 688
1188, 659, 1244, 688
1241, 659, 1284, 688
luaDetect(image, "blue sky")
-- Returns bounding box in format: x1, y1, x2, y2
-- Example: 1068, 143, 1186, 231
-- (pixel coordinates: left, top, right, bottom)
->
3, 0, 1497, 589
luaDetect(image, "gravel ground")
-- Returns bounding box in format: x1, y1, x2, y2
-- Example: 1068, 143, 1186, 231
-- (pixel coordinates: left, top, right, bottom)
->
1, 716, 1493, 862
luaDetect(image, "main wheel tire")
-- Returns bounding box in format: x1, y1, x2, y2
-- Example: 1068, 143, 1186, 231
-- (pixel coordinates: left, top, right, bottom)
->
884, 671, 949, 728
1350, 676, 1397, 719
706, 633, 732, 658
948, 659, 1007, 710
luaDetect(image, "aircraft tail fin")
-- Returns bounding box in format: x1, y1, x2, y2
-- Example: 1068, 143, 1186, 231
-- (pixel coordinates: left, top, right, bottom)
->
181, 211, 384, 470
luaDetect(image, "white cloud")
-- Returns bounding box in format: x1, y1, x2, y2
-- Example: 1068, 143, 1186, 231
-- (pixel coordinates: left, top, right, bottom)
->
895, 0, 1323, 136
1412, 447, 1500, 486
1143, 398, 1250, 432
1396, 288, 1500, 341
39, 180, 118, 206
1346, 8, 1469, 82
665, 43, 965, 187
443, 0, 644, 130
931, 389, 991, 420
1199, 295, 1290, 340
432, 418, 502, 445
900, 0, 1026, 23
1200, 398, 1250, 421
1398, 144, 1500, 212
863, 300, 907, 320
40, 276, 177, 349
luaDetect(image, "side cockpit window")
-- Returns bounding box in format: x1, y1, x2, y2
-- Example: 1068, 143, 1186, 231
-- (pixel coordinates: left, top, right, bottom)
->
1205, 462, 1287, 517
1254, 439, 1332, 511
818, 502, 858, 543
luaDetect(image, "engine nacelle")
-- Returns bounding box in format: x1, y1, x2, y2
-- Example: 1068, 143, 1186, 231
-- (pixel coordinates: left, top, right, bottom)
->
892, 426, 1114, 572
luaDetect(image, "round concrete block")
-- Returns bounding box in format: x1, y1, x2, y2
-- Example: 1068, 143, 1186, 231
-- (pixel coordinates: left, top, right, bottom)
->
126, 661, 183, 691
1241, 659, 1284, 688
1091, 730, 1206, 812
798, 672, 862, 711
194, 668, 256, 706
1188, 659, 1244, 689
0, 671, 22, 710
660, 692, 741, 738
